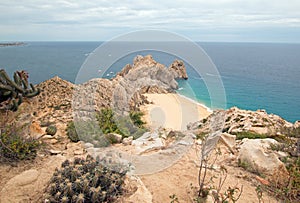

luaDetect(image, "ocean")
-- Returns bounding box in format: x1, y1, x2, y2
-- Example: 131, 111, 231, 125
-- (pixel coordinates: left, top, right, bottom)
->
0, 42, 299, 123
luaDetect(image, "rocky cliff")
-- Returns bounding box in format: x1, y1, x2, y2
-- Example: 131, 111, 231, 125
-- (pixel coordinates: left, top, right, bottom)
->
73, 55, 188, 119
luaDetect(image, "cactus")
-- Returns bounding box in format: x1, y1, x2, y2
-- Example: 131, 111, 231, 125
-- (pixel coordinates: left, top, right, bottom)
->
66, 121, 80, 142
0, 69, 40, 111
46, 125, 57, 136
44, 155, 126, 203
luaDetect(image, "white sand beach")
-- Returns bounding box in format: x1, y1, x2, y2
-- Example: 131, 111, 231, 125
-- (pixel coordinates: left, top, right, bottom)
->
140, 93, 212, 131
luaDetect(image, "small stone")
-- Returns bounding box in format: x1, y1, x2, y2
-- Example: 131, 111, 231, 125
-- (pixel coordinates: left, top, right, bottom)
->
196, 140, 202, 145
106, 133, 122, 143
49, 150, 61, 155
74, 150, 84, 155
177, 140, 191, 146
255, 176, 270, 186
122, 136, 133, 145
84, 142, 94, 149
41, 135, 58, 144
41, 135, 56, 139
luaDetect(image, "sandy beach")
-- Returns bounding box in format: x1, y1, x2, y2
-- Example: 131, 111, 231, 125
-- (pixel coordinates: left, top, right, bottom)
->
140, 93, 212, 131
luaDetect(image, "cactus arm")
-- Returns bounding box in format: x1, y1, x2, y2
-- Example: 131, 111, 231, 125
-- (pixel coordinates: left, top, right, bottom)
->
30, 83, 37, 92
0, 84, 13, 91
13, 72, 22, 86
0, 70, 24, 93
24, 88, 40, 98
17, 95, 23, 105
21, 77, 29, 89
11, 99, 18, 111
3, 91, 12, 96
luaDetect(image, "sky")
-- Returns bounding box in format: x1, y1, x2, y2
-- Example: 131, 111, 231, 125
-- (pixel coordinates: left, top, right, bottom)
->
1, 0, 300, 42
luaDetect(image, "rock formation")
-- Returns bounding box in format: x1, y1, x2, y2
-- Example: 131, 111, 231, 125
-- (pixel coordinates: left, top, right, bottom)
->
188, 106, 293, 135
73, 55, 189, 119
168, 59, 188, 80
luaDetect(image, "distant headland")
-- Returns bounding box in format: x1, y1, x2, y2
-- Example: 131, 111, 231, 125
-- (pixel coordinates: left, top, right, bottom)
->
0, 42, 26, 47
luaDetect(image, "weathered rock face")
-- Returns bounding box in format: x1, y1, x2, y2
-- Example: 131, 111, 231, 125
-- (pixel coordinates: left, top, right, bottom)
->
237, 138, 289, 184
72, 78, 113, 120
111, 55, 188, 113
188, 107, 293, 136
168, 59, 188, 80
72, 55, 189, 117
294, 120, 300, 128
34, 76, 74, 125
36, 76, 74, 111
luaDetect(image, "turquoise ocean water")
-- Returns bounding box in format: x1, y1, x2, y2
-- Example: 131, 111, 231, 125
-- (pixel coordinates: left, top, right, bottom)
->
0, 42, 299, 122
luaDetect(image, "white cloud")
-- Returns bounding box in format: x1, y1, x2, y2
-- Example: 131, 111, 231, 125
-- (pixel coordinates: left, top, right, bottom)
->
0, 0, 300, 42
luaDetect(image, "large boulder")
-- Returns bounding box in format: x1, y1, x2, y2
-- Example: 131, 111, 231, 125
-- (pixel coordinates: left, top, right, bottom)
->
238, 138, 288, 184
132, 131, 164, 154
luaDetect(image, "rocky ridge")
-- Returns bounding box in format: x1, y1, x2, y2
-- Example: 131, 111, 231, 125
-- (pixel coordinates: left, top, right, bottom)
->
0, 55, 299, 202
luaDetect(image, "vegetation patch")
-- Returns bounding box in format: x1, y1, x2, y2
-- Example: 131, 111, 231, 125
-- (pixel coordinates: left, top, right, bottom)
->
233, 131, 268, 140
0, 125, 40, 161
267, 136, 300, 202
66, 108, 147, 146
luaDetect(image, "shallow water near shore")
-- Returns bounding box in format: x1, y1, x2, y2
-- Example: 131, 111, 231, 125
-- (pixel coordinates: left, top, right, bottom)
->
0, 41, 299, 122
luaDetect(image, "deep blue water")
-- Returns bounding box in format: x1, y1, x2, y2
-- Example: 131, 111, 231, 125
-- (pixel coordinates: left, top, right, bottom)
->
0, 41, 299, 122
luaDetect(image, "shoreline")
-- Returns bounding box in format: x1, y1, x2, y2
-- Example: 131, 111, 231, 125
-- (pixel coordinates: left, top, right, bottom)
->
140, 93, 212, 131
176, 93, 213, 113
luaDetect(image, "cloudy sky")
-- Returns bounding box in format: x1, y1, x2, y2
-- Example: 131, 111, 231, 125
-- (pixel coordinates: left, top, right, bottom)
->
1, 0, 300, 42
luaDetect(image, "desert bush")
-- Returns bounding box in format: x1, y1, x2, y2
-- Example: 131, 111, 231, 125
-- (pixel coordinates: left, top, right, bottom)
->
66, 121, 80, 142
97, 108, 121, 135
67, 108, 147, 144
129, 110, 145, 128
0, 125, 40, 161
233, 131, 268, 140
44, 155, 126, 202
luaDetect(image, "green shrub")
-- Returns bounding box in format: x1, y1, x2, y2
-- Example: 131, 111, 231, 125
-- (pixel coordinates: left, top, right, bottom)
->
44, 155, 126, 202
97, 108, 121, 135
129, 110, 145, 128
0, 126, 40, 161
233, 131, 268, 140
96, 108, 147, 138
66, 121, 80, 142
67, 108, 147, 144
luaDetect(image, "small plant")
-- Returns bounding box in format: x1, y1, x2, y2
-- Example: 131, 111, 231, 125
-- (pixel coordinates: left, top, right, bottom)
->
0, 125, 40, 161
66, 121, 80, 142
169, 194, 179, 203
255, 185, 263, 203
222, 185, 243, 203
196, 132, 207, 140
46, 125, 57, 136
129, 110, 145, 128
195, 111, 243, 202
44, 155, 126, 203
97, 108, 121, 135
